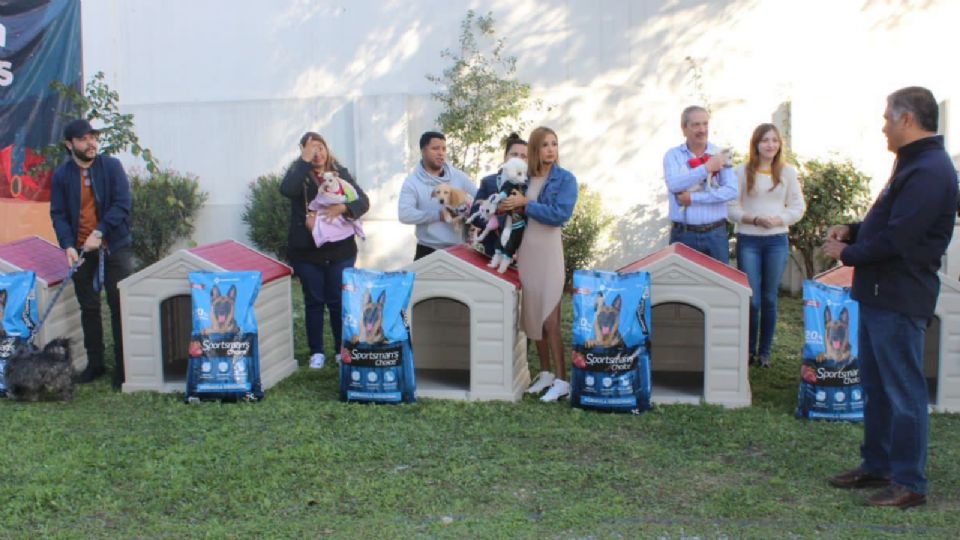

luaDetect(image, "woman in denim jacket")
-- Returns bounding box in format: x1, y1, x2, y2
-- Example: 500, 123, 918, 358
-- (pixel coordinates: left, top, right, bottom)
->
500, 127, 578, 402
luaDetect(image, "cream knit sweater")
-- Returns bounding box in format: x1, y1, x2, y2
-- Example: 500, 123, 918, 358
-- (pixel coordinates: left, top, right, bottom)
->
728, 164, 805, 235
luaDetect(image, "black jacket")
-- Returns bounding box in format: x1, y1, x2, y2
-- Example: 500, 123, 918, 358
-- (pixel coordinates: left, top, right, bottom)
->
49, 154, 133, 252
842, 136, 958, 318
279, 159, 369, 264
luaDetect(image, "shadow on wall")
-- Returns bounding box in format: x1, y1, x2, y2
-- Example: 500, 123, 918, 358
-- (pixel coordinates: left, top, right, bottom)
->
861, 0, 938, 31
601, 194, 670, 270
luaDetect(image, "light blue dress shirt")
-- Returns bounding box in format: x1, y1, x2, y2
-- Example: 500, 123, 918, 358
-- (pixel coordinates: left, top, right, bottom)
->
663, 142, 737, 225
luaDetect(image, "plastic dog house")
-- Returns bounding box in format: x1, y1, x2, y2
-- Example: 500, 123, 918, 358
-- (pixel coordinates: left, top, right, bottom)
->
402, 245, 529, 401
816, 265, 960, 413
117, 240, 297, 393
619, 243, 752, 408
0, 236, 87, 372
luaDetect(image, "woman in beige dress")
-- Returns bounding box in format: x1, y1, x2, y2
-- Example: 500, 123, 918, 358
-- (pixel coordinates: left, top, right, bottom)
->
501, 127, 579, 401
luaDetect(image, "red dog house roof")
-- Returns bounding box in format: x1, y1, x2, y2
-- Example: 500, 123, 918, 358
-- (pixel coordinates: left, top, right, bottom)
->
814, 265, 854, 288
617, 243, 750, 289
0, 236, 70, 286
188, 240, 292, 285
444, 244, 522, 289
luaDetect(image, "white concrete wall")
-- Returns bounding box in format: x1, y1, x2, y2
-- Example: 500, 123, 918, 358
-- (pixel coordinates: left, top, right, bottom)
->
80, 0, 960, 271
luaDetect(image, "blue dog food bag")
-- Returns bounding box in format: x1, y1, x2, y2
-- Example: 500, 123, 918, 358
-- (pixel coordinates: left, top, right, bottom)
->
185, 271, 264, 402
796, 280, 863, 421
340, 268, 416, 404
570, 270, 652, 413
0, 271, 38, 398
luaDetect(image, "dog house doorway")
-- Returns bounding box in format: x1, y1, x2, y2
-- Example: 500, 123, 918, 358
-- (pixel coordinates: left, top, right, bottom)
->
651, 302, 705, 403
160, 295, 191, 383
924, 315, 941, 406
412, 297, 471, 398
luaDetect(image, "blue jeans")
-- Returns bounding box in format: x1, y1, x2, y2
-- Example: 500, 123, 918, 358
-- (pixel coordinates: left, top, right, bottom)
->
858, 303, 929, 494
669, 224, 729, 264
736, 234, 790, 357
291, 256, 356, 357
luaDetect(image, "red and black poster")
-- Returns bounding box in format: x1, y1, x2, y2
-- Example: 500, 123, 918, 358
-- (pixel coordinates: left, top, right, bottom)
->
0, 0, 81, 242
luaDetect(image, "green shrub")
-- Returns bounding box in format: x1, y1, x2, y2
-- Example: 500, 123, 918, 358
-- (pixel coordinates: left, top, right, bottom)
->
242, 173, 289, 261
562, 184, 614, 285
130, 170, 208, 269
790, 158, 871, 277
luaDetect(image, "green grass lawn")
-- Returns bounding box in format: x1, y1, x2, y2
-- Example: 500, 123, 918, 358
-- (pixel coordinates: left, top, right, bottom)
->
2, 282, 959, 539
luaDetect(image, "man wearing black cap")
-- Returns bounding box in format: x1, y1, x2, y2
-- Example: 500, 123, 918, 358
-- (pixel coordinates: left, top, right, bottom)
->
49, 118, 134, 390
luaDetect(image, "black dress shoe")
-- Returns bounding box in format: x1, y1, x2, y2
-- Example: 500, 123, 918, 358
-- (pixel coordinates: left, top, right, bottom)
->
828, 467, 891, 489
77, 365, 106, 384
865, 485, 926, 509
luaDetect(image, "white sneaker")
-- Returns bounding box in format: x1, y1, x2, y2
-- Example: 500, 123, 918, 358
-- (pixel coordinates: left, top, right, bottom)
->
526, 371, 555, 394
309, 353, 326, 369
540, 379, 570, 402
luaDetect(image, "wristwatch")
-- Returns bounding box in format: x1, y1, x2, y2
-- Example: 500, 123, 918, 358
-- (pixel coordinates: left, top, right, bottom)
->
92, 230, 103, 239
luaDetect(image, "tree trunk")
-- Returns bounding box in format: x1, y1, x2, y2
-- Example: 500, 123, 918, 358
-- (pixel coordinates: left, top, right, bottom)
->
802, 248, 816, 279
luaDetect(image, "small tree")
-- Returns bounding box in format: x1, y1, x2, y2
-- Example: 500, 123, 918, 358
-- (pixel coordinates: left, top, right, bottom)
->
427, 10, 534, 178
242, 173, 289, 261
35, 71, 159, 174
790, 159, 871, 277
129, 170, 208, 269
562, 185, 614, 286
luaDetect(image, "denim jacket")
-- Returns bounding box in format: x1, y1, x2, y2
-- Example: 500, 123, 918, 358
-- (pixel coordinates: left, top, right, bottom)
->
526, 165, 578, 227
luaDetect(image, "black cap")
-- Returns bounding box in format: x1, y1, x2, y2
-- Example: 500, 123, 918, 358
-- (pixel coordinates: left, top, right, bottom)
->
63, 119, 100, 141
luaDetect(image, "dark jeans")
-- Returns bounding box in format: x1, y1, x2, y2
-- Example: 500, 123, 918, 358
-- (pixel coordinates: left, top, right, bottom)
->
73, 247, 134, 387
858, 303, 929, 494
291, 256, 356, 357
736, 233, 790, 357
414, 244, 436, 261
669, 224, 729, 264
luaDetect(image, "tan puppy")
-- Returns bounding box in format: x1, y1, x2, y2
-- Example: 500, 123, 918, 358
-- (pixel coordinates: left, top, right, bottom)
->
431, 185, 473, 223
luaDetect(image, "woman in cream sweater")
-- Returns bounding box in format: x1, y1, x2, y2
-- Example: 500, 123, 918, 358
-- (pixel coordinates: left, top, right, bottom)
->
728, 124, 806, 368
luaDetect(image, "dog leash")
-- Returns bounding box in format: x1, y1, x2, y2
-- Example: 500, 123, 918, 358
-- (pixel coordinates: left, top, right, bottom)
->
28, 251, 86, 343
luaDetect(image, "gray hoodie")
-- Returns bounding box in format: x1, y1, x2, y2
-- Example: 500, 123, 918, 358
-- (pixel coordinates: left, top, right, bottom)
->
397, 161, 477, 249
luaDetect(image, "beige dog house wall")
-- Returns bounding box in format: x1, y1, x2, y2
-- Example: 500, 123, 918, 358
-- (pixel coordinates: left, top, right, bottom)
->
0, 236, 87, 372
816, 265, 960, 413
402, 245, 529, 401
619, 243, 753, 408
117, 240, 297, 394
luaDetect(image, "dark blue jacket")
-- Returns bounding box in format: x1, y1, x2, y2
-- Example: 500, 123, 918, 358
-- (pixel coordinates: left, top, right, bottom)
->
471, 172, 501, 256
842, 135, 957, 318
49, 154, 133, 252
526, 164, 578, 227
279, 159, 369, 264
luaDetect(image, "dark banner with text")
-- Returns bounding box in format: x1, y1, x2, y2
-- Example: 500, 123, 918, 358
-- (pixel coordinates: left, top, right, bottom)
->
0, 0, 81, 205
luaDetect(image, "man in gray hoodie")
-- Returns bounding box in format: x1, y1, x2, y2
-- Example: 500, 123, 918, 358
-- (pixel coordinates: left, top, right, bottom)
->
398, 131, 477, 260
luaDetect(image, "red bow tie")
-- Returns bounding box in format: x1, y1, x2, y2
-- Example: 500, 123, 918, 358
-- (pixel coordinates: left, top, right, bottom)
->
687, 154, 711, 168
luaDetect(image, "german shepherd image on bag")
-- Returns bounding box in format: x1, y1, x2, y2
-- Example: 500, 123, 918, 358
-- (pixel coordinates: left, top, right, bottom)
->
352, 289, 386, 345
0, 272, 39, 398
796, 280, 863, 421
570, 270, 652, 413
186, 271, 263, 402
340, 268, 416, 404
206, 284, 241, 335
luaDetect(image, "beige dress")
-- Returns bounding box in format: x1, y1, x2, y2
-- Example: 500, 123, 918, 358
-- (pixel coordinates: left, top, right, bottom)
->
518, 175, 565, 340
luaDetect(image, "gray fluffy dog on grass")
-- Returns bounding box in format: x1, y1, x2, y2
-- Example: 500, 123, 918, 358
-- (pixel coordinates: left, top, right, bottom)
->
4, 338, 75, 402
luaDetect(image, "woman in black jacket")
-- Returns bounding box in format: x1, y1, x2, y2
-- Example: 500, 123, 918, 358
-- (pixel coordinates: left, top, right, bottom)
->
280, 132, 369, 369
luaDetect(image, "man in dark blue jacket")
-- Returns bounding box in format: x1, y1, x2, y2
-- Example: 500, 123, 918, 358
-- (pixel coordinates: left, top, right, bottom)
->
49, 119, 134, 390
823, 87, 957, 509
